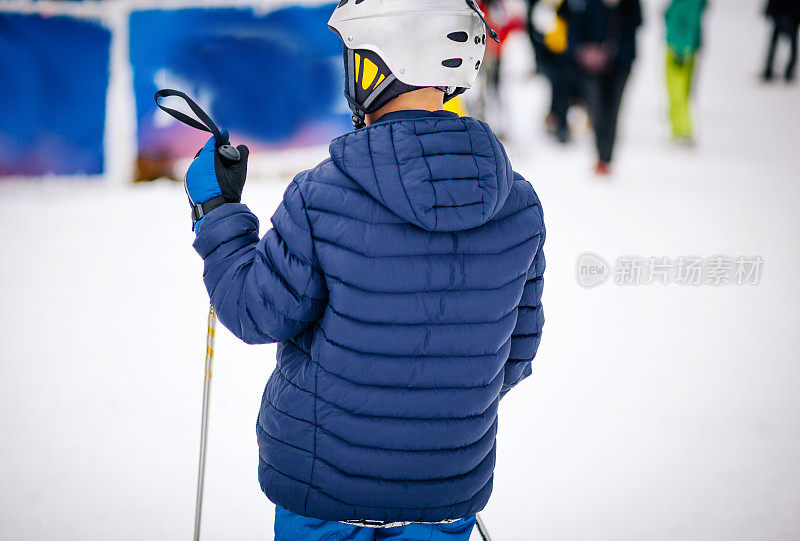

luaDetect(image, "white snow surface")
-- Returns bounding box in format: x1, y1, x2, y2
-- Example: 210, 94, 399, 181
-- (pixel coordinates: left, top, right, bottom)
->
1, 2, 799, 540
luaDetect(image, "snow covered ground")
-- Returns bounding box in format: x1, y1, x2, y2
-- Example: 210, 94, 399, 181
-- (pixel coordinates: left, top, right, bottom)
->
1, 1, 799, 540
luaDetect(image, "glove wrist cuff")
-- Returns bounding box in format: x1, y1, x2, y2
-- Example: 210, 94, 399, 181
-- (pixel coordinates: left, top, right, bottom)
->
191, 195, 227, 230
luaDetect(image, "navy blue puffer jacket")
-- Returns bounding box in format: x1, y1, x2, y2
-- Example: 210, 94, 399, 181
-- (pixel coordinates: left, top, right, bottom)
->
193, 110, 545, 523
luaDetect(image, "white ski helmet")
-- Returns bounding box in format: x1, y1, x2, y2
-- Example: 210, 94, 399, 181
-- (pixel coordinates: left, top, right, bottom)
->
328, 0, 499, 128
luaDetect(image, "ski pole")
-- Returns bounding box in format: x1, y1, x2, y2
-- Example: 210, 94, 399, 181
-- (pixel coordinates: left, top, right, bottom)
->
152, 90, 237, 541
475, 513, 493, 541
193, 306, 217, 541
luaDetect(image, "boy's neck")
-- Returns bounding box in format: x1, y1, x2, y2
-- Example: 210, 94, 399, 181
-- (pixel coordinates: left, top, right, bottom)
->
365, 88, 446, 126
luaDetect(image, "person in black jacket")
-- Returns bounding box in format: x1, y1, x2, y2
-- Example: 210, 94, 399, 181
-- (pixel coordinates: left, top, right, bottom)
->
567, 0, 643, 175
763, 0, 800, 82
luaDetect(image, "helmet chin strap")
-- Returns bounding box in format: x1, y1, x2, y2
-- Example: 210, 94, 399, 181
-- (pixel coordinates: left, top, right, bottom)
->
346, 48, 367, 129
351, 106, 367, 130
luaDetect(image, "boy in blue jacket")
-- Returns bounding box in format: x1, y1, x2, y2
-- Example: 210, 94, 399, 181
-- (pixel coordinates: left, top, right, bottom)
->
184, 1, 545, 539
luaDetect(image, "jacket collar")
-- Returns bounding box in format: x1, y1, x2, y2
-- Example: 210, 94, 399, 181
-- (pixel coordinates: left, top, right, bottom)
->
373, 109, 458, 125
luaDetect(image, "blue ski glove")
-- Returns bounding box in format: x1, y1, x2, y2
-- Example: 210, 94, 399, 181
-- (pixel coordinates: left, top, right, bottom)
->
185, 132, 249, 231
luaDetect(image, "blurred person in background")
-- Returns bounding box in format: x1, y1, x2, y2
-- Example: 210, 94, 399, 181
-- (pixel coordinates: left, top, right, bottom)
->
762, 0, 800, 82
664, 0, 707, 145
469, 0, 525, 137
527, 0, 574, 143
568, 0, 643, 175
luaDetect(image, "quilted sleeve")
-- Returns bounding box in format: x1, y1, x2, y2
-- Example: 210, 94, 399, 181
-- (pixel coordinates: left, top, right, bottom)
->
193, 178, 328, 344
502, 208, 546, 398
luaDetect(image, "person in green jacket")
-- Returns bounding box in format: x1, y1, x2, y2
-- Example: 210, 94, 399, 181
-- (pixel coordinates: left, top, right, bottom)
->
664, 0, 707, 143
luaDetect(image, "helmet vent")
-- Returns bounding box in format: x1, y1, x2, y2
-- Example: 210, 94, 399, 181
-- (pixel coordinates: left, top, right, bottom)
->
337, 0, 348, 6
442, 58, 463, 68
447, 31, 469, 43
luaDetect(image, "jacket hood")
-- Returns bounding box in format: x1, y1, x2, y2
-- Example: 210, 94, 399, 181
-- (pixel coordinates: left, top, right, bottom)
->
329, 111, 515, 232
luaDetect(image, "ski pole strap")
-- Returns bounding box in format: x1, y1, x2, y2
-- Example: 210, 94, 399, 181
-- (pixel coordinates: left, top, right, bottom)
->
154, 89, 229, 147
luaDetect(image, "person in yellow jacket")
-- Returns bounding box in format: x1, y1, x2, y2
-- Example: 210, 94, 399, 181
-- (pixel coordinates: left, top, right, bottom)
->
665, 0, 707, 144
527, 0, 573, 143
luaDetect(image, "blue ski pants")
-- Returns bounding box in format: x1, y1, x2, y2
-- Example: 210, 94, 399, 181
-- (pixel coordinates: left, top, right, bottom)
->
274, 507, 477, 541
